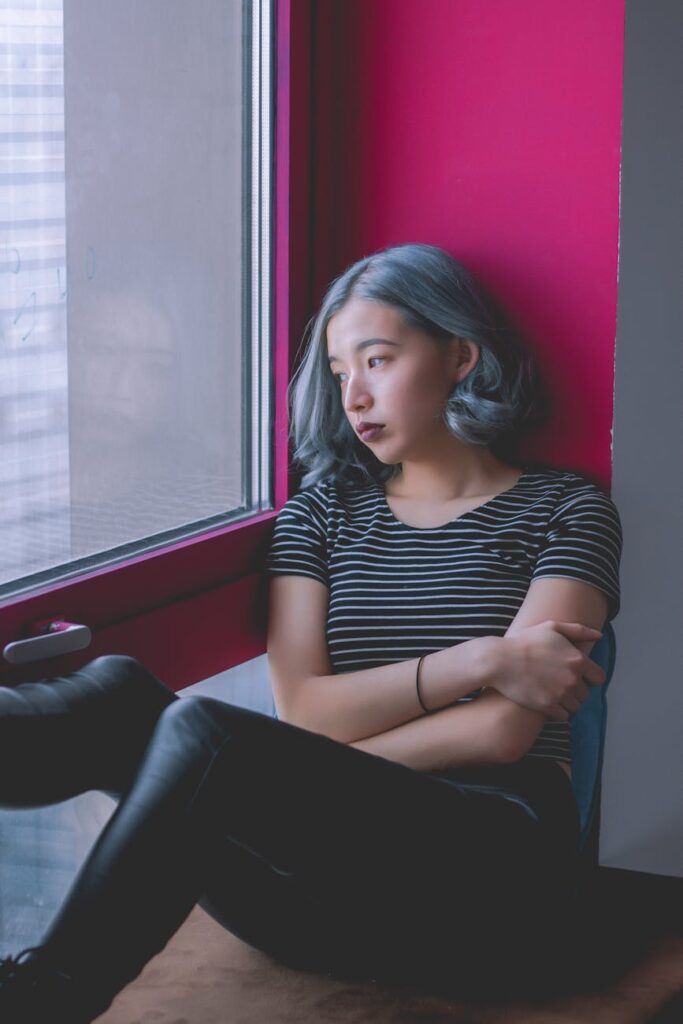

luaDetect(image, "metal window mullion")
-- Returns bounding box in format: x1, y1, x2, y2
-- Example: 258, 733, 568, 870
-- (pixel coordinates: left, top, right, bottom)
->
250, 0, 272, 510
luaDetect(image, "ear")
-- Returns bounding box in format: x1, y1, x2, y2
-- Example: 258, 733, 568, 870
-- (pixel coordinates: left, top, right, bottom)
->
450, 337, 480, 383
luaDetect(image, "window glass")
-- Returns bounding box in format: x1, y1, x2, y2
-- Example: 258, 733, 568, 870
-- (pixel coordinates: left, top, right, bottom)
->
0, 0, 270, 596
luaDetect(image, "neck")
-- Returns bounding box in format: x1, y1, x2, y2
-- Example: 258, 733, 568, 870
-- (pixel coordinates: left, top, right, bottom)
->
387, 448, 521, 502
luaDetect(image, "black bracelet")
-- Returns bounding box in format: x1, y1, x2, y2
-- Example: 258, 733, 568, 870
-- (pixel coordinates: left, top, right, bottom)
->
415, 655, 431, 714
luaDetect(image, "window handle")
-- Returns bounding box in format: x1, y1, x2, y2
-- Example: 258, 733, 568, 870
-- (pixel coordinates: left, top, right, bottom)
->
3, 619, 92, 665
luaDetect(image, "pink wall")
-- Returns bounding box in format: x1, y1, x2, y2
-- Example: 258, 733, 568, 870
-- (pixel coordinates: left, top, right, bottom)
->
313, 0, 625, 486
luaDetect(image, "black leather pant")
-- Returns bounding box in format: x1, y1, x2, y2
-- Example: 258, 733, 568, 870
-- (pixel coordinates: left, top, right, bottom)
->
0, 655, 580, 1013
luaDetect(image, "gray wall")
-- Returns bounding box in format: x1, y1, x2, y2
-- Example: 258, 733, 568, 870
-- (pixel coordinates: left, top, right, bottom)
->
600, 0, 683, 876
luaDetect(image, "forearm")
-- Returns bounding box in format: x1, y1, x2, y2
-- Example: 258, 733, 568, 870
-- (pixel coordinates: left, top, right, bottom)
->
349, 689, 513, 771
479, 688, 547, 759
478, 633, 599, 758
292, 639, 490, 745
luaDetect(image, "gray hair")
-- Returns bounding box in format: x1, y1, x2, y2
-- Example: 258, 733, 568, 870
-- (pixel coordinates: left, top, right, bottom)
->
288, 243, 546, 491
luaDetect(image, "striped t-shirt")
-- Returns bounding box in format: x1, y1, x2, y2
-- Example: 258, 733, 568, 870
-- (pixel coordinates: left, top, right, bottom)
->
265, 463, 623, 765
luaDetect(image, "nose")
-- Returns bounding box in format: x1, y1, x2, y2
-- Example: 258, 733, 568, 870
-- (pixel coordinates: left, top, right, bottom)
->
342, 374, 372, 415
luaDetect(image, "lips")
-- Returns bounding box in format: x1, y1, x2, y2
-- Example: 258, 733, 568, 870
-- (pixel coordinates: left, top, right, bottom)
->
356, 422, 385, 442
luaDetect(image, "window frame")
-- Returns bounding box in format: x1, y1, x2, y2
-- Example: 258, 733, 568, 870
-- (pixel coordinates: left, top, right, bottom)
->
0, 0, 313, 690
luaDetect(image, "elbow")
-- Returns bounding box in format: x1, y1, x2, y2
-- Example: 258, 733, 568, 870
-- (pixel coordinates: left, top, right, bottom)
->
275, 697, 315, 735
276, 706, 303, 730
492, 699, 547, 765
278, 702, 317, 736
474, 688, 536, 765
496, 736, 525, 765
273, 679, 323, 737
498, 741, 527, 765
495, 720, 538, 765
279, 698, 345, 744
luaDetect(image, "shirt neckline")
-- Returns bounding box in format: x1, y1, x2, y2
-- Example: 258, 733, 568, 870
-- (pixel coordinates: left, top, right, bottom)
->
379, 466, 532, 532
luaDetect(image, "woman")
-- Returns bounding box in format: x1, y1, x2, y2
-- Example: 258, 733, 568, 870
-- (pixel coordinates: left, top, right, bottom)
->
0, 244, 622, 1021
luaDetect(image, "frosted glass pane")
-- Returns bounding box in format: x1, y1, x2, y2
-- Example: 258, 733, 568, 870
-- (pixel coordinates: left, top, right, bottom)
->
0, 0, 253, 590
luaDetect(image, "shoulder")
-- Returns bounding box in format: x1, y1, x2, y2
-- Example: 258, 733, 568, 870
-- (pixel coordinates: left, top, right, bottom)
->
273, 478, 338, 529
273, 477, 374, 538
525, 463, 623, 566
525, 462, 621, 520
281, 476, 378, 519
550, 467, 621, 531
527, 464, 623, 620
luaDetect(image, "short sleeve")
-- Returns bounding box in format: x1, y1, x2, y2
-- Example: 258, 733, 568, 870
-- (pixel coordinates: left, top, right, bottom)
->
264, 485, 329, 588
531, 479, 623, 622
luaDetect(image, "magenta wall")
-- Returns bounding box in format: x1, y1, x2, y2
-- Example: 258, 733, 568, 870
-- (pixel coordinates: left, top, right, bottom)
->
313, 0, 625, 486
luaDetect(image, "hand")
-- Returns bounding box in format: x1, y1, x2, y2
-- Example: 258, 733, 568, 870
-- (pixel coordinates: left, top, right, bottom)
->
481, 621, 607, 721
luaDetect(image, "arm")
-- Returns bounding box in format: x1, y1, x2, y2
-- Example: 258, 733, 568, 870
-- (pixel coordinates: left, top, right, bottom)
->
488, 477, 621, 758
349, 577, 610, 770
267, 574, 491, 744
477, 576, 610, 762
349, 686, 514, 770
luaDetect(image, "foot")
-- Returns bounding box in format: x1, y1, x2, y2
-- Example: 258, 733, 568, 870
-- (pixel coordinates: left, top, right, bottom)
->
0, 946, 94, 1024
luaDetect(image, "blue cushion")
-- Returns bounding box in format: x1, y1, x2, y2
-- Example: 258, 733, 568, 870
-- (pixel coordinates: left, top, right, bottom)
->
570, 622, 616, 851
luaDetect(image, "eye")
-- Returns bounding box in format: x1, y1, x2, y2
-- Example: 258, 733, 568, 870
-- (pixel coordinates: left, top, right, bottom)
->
333, 357, 386, 384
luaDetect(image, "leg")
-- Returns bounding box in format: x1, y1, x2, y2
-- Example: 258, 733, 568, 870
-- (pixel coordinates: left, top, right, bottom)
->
0, 655, 178, 806
200, 739, 581, 996
14, 698, 579, 1019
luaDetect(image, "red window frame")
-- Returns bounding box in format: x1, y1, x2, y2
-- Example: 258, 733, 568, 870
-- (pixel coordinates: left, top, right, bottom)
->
0, 0, 313, 691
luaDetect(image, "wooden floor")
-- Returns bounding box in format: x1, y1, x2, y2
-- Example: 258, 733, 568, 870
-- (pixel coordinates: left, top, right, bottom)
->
95, 879, 683, 1024
2, 658, 682, 1021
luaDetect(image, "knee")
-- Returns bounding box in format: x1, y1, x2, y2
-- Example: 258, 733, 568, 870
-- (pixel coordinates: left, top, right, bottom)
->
84, 653, 148, 681
150, 696, 236, 760
155, 696, 264, 750
157, 694, 237, 730
81, 655, 176, 709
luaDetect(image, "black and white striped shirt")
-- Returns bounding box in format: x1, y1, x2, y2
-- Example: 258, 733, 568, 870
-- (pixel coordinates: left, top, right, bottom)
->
265, 463, 623, 765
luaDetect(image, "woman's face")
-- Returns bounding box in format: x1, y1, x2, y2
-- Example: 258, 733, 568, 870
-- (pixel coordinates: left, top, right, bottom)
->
325, 296, 478, 465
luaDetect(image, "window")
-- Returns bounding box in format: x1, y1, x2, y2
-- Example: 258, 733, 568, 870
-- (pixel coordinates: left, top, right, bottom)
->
1, 0, 273, 599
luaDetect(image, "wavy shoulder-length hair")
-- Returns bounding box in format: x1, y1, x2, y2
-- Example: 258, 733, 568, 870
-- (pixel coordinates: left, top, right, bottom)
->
288, 243, 547, 491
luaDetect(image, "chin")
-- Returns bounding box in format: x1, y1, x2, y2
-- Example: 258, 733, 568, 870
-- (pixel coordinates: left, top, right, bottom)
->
369, 445, 398, 465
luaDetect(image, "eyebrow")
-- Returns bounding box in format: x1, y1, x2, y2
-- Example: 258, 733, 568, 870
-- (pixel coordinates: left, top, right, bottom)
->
327, 338, 402, 365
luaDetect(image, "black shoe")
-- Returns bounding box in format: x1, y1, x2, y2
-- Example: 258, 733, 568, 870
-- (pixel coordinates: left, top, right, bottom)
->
0, 946, 93, 1024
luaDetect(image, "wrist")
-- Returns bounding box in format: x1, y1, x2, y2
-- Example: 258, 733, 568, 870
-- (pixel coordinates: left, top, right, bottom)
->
474, 636, 503, 690
420, 638, 502, 711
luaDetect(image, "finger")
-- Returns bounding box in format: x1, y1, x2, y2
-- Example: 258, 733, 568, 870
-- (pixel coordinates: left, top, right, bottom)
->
574, 680, 591, 703
582, 656, 608, 686
547, 704, 570, 723
560, 696, 584, 716
552, 622, 603, 639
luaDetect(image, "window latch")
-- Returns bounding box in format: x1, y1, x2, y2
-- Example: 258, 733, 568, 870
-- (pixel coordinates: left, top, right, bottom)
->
3, 619, 92, 665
